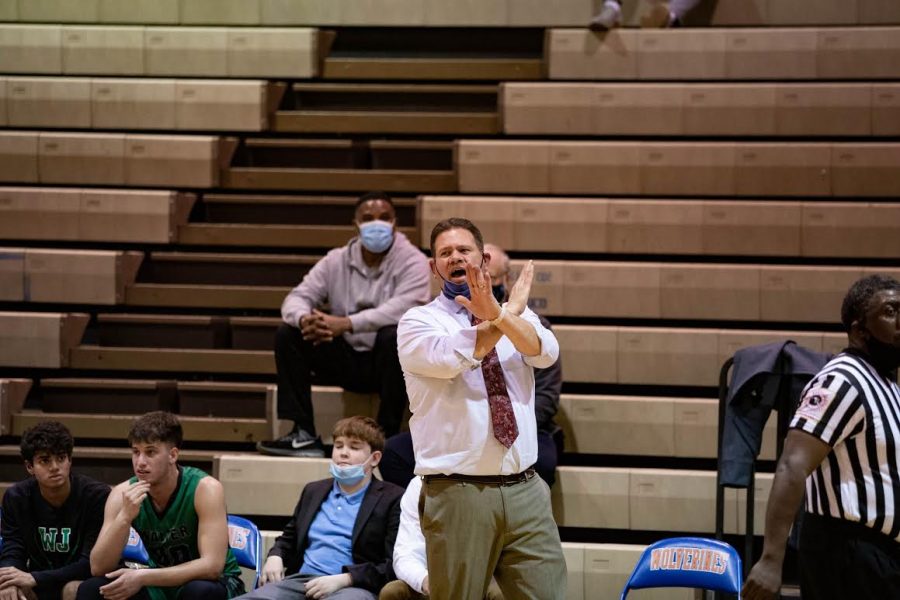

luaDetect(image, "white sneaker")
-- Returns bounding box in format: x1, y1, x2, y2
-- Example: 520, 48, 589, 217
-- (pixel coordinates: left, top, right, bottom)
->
590, 1, 622, 31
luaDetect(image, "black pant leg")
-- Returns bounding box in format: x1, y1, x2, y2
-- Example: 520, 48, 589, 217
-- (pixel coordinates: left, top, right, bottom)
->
176, 580, 228, 600
372, 325, 408, 437
535, 431, 558, 488
380, 432, 417, 487
75, 577, 150, 600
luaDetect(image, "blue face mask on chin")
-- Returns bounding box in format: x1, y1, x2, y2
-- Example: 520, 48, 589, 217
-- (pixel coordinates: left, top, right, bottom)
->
358, 220, 394, 254
440, 258, 487, 301
330, 458, 370, 487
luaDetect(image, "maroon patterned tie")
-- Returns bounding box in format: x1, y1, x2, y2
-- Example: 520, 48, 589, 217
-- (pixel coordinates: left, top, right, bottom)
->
471, 314, 519, 448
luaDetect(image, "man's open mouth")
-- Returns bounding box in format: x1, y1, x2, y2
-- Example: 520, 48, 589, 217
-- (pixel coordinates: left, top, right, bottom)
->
450, 267, 466, 278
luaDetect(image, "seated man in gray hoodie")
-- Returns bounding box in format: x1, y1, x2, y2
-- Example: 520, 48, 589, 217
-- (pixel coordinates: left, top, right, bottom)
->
259, 192, 431, 457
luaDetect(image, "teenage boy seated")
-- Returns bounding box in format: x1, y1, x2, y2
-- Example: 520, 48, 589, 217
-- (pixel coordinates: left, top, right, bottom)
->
238, 416, 403, 600
78, 411, 244, 600
0, 421, 110, 600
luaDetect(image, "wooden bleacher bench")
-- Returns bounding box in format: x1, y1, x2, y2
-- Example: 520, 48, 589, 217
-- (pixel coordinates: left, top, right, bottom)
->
0, 187, 195, 244
0, 25, 318, 78
40, 377, 177, 414
0, 379, 31, 435
4, 0, 898, 27
273, 82, 499, 134
5, 76, 275, 131
502, 82, 897, 137
178, 192, 418, 248
68, 345, 275, 374
122, 251, 311, 309
11, 410, 270, 444
556, 325, 846, 387
224, 138, 456, 193
455, 139, 900, 197
93, 313, 231, 349
548, 27, 900, 81
419, 195, 900, 258
0, 131, 231, 188
557, 394, 776, 460
0, 312, 88, 369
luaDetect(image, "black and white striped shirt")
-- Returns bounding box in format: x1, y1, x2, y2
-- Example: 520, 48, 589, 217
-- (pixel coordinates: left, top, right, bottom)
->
791, 351, 900, 541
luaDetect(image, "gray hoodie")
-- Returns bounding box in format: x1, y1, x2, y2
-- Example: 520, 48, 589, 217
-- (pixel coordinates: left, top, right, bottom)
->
281, 231, 431, 351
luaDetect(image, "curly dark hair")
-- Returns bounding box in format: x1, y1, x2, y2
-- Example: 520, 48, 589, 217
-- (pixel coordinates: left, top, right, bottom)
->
841, 274, 900, 333
429, 217, 484, 256
354, 191, 394, 212
128, 411, 183, 448
21, 421, 74, 463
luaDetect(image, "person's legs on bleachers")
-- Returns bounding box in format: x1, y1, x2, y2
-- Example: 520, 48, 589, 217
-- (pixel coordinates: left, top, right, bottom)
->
372, 325, 408, 438
640, 0, 702, 27
590, 0, 622, 30
262, 323, 359, 456
380, 432, 416, 488
177, 579, 229, 600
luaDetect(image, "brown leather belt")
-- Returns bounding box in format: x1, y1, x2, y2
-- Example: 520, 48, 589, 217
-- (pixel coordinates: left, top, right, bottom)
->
423, 467, 536, 486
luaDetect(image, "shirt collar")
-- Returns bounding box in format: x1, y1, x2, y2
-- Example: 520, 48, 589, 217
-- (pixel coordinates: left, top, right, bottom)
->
436, 291, 469, 315
332, 478, 371, 505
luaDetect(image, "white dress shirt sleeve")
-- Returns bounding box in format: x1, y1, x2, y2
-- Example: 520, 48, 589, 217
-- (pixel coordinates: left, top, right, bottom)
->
520, 307, 560, 369
398, 307, 482, 380
392, 478, 428, 594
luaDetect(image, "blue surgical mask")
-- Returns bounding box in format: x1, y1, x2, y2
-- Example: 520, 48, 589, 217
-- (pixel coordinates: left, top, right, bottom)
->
358, 220, 394, 254
440, 257, 485, 301
330, 458, 370, 487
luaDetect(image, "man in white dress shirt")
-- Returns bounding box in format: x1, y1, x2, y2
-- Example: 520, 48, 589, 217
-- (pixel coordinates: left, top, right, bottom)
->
397, 217, 566, 600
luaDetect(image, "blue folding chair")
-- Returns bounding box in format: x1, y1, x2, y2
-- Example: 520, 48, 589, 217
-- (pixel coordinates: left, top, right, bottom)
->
122, 527, 150, 565
621, 537, 742, 599
227, 515, 262, 589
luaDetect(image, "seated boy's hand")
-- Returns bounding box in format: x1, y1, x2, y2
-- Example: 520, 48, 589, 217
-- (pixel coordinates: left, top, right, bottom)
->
100, 568, 145, 600
304, 573, 352, 599
260, 556, 285, 585
0, 567, 35, 589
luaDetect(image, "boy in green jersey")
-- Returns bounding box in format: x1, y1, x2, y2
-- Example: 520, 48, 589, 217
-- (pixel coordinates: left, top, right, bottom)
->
77, 412, 244, 600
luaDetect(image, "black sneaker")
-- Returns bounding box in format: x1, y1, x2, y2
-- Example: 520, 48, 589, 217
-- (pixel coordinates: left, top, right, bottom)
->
257, 428, 325, 458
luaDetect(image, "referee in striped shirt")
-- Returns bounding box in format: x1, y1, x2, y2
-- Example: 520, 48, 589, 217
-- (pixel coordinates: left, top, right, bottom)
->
744, 274, 900, 600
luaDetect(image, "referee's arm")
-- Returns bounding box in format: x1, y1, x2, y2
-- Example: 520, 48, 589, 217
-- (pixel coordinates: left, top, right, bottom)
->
742, 429, 831, 600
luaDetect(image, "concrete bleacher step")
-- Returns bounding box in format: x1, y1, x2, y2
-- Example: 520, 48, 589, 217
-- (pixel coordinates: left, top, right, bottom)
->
0, 131, 234, 189
122, 251, 310, 311
11, 410, 270, 443
179, 193, 418, 248
558, 394, 777, 460
4, 0, 899, 27
0, 312, 88, 369
1, 76, 273, 131
224, 138, 456, 193
456, 139, 900, 197
548, 27, 900, 81
419, 195, 900, 259
0, 187, 195, 244
214, 454, 772, 537
0, 378, 31, 435
0, 24, 318, 78
502, 81, 900, 137
0, 444, 252, 487
1, 247, 143, 305
274, 83, 499, 134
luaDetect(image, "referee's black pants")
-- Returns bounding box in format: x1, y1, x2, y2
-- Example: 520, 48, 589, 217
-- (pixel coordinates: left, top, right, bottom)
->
800, 512, 900, 600
274, 322, 408, 437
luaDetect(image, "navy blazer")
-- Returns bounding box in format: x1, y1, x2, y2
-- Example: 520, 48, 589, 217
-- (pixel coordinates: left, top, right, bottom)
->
268, 477, 404, 593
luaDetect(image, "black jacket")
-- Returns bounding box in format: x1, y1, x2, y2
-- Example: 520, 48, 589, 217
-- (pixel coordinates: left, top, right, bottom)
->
268, 477, 403, 593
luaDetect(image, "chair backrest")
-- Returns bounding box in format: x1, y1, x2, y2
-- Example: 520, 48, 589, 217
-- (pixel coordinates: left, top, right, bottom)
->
620, 537, 742, 599
227, 514, 262, 589
122, 527, 150, 565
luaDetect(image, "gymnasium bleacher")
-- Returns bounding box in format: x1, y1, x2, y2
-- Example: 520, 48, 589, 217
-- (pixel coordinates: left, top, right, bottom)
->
2, 0, 899, 597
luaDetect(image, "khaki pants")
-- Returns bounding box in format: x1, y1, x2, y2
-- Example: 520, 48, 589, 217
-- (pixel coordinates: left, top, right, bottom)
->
419, 474, 566, 600
378, 580, 504, 600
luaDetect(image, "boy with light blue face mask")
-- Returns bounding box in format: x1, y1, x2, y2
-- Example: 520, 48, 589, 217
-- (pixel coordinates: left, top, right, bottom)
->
238, 416, 404, 600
